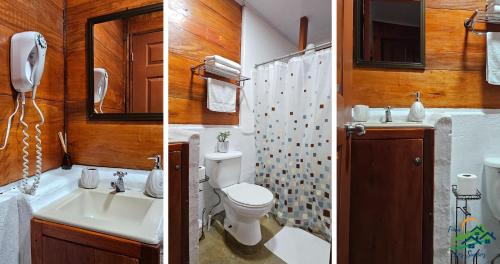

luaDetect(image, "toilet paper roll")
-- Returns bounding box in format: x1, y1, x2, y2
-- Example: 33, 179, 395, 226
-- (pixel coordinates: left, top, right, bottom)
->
457, 173, 478, 195
198, 166, 206, 181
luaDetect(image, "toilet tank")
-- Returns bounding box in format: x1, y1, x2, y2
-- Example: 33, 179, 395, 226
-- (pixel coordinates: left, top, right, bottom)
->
205, 151, 242, 189
485, 157, 500, 220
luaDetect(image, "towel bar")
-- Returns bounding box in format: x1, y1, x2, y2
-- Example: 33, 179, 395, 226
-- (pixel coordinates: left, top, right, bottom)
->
191, 63, 250, 86
464, 3, 500, 36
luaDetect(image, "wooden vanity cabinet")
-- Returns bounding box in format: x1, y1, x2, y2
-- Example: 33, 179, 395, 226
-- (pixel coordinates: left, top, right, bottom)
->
31, 219, 160, 264
168, 143, 190, 264
349, 128, 434, 264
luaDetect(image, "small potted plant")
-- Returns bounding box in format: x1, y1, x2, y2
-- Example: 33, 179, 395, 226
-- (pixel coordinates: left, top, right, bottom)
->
216, 131, 231, 153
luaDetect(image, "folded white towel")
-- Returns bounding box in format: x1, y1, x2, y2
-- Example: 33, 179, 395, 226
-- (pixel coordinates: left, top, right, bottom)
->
207, 78, 237, 112
205, 62, 240, 78
487, 31, 500, 85
205, 55, 241, 71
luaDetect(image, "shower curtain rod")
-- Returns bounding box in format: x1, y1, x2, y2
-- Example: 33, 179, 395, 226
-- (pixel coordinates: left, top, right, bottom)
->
254, 41, 332, 68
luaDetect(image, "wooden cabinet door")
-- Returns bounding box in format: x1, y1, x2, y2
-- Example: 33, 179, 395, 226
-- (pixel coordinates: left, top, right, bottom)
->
95, 249, 139, 264
337, 0, 354, 263
41, 236, 139, 264
168, 143, 189, 264
350, 138, 423, 264
169, 149, 182, 264
42, 237, 94, 264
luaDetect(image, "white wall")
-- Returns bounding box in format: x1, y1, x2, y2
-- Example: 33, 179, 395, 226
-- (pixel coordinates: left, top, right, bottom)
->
170, 3, 295, 219
240, 4, 297, 133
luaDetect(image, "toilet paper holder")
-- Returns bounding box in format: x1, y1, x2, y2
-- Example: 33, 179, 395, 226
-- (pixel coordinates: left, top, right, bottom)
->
451, 185, 481, 200
450, 184, 482, 264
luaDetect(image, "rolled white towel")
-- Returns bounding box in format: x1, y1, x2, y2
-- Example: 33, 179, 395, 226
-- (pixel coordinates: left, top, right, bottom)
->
205, 55, 241, 71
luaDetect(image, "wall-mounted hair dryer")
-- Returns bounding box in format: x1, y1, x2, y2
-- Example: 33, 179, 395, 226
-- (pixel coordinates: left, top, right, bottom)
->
94, 67, 108, 113
0, 31, 47, 195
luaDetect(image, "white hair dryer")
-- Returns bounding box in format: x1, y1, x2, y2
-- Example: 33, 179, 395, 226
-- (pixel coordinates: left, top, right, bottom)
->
94, 68, 108, 113
0, 31, 47, 195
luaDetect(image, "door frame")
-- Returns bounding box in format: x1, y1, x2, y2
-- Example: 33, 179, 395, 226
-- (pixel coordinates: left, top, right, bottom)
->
337, 0, 353, 263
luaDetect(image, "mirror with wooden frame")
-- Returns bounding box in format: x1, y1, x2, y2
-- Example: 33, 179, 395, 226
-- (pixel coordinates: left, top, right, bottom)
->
86, 3, 163, 121
354, 0, 425, 69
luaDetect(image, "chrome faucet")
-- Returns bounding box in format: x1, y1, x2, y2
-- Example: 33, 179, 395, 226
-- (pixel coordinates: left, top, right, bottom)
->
384, 106, 393, 122
111, 171, 127, 192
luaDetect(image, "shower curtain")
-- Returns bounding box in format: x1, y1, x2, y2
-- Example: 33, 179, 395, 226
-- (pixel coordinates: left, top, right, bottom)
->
254, 48, 332, 241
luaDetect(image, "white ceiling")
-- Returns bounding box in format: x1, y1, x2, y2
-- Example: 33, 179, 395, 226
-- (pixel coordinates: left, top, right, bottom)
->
243, 0, 332, 45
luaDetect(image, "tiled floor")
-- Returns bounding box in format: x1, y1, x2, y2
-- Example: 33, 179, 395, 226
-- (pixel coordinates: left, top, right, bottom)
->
199, 213, 286, 264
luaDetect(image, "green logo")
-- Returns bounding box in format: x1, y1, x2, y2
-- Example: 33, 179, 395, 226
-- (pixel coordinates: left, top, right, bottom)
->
450, 218, 496, 251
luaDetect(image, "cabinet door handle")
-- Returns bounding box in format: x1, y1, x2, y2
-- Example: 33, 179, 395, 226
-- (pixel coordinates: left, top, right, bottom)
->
414, 157, 423, 166
175, 164, 180, 170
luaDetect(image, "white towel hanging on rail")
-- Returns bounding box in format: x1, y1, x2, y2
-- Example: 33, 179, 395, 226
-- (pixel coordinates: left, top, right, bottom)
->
487, 31, 500, 85
207, 78, 237, 112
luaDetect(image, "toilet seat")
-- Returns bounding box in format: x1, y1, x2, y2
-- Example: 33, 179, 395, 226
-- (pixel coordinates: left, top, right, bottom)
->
222, 182, 273, 208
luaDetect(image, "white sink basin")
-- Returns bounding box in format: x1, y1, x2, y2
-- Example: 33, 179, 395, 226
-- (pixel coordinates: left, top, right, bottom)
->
34, 186, 163, 244
360, 121, 433, 128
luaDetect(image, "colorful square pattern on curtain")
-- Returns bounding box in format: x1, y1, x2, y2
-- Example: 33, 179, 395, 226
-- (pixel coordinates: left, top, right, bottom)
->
254, 49, 332, 241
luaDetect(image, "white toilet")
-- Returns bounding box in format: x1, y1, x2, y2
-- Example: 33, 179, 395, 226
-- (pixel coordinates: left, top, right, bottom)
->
205, 151, 274, 246
484, 157, 500, 220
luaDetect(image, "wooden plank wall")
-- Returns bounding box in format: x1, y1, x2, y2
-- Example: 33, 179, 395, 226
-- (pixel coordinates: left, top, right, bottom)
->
351, 0, 500, 108
0, 1, 64, 186
93, 20, 126, 113
66, 0, 163, 170
168, 0, 242, 124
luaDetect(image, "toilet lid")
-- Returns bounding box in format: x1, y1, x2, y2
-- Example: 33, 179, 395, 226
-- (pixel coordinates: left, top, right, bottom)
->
222, 183, 273, 207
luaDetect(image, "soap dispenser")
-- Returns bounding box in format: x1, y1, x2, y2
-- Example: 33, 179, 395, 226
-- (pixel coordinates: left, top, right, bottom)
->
408, 92, 425, 122
145, 154, 163, 198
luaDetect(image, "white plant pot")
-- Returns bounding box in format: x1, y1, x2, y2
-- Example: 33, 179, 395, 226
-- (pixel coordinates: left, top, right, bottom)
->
217, 141, 229, 153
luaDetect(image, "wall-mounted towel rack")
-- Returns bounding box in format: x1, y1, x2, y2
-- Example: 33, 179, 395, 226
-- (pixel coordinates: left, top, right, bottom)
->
464, 3, 500, 35
191, 63, 250, 86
